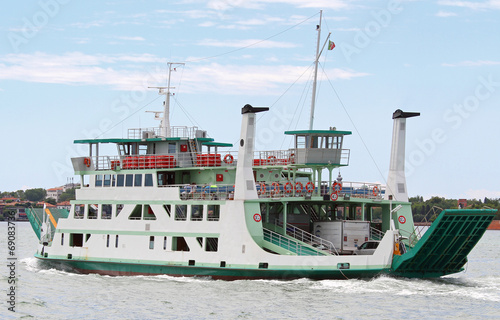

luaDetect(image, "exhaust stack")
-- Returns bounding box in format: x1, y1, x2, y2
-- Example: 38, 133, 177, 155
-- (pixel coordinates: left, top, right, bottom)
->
234, 104, 269, 200
385, 109, 420, 202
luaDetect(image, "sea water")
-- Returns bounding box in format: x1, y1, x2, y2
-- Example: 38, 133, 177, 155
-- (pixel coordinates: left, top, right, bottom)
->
1, 223, 499, 319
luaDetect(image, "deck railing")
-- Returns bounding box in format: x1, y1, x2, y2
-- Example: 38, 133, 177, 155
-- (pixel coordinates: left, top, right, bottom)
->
127, 126, 201, 139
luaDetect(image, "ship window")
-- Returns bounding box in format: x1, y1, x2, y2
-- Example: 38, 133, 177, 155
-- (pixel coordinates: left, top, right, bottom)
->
297, 136, 306, 148
172, 236, 189, 251
163, 236, 167, 250
134, 174, 142, 187
85, 234, 91, 243
101, 204, 112, 219
103, 174, 112, 187
163, 204, 171, 217
168, 143, 176, 154
61, 233, 64, 246
128, 205, 142, 220
115, 235, 119, 248
207, 205, 220, 221
205, 238, 218, 252
88, 204, 98, 219
143, 205, 156, 220
125, 174, 133, 187
117, 174, 124, 187
106, 235, 110, 247
116, 204, 124, 217
175, 205, 187, 221
74, 204, 84, 219
139, 144, 147, 155
191, 205, 203, 221
149, 236, 155, 249
311, 136, 318, 148
70, 233, 83, 247
196, 237, 203, 247
145, 174, 153, 187
95, 175, 103, 187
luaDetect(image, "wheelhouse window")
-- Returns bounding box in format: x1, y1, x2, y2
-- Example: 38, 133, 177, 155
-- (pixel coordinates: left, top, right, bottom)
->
145, 174, 153, 187
95, 175, 103, 187
134, 174, 142, 187
103, 174, 112, 187
168, 143, 176, 154
117, 174, 125, 187
125, 174, 133, 187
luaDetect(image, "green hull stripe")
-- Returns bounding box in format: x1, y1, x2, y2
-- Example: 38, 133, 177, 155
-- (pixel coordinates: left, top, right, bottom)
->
35, 255, 387, 280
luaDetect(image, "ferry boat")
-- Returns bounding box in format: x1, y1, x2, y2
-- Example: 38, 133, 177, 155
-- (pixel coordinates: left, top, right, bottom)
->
27, 17, 496, 280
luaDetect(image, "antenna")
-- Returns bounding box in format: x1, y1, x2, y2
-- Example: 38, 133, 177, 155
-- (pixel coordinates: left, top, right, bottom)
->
309, 10, 332, 130
148, 62, 185, 137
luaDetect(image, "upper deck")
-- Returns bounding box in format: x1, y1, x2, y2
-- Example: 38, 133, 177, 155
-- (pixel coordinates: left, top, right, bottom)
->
72, 126, 351, 173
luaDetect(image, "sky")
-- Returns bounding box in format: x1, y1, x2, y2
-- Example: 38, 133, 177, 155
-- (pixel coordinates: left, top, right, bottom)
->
0, 0, 499, 200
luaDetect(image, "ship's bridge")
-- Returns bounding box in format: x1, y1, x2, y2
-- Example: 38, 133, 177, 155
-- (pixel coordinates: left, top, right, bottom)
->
284, 128, 351, 168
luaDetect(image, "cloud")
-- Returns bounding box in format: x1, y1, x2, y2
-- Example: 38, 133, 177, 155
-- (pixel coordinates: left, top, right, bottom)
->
435, 10, 458, 17
206, 0, 350, 11
200, 38, 298, 49
0, 52, 369, 94
438, 0, 500, 10
179, 63, 370, 94
465, 189, 500, 199
442, 60, 500, 67
116, 36, 146, 41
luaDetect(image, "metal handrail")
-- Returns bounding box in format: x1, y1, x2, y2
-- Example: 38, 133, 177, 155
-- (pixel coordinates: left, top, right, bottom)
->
278, 220, 339, 255
370, 226, 385, 241
263, 228, 322, 256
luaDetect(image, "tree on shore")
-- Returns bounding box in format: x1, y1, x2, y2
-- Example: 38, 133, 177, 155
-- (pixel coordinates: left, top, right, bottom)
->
409, 196, 500, 221
24, 188, 47, 202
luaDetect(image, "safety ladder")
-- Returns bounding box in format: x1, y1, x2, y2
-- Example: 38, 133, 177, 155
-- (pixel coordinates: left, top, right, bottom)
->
188, 139, 198, 166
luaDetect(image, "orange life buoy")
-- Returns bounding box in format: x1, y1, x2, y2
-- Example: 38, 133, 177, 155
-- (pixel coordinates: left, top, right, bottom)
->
284, 182, 293, 193
306, 182, 315, 193
224, 154, 234, 164
259, 183, 267, 194
268, 155, 276, 164
373, 186, 380, 196
83, 157, 91, 167
271, 182, 280, 193
295, 182, 303, 193
332, 182, 342, 194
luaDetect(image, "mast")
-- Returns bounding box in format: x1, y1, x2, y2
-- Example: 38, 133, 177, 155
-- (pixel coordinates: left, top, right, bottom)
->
309, 10, 322, 131
149, 62, 184, 137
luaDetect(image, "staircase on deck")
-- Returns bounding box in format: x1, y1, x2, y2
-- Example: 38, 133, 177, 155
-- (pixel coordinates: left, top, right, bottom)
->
262, 222, 338, 256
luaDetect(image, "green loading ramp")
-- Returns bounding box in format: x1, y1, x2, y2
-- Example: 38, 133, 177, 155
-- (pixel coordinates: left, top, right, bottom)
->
392, 209, 496, 278
26, 207, 69, 240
